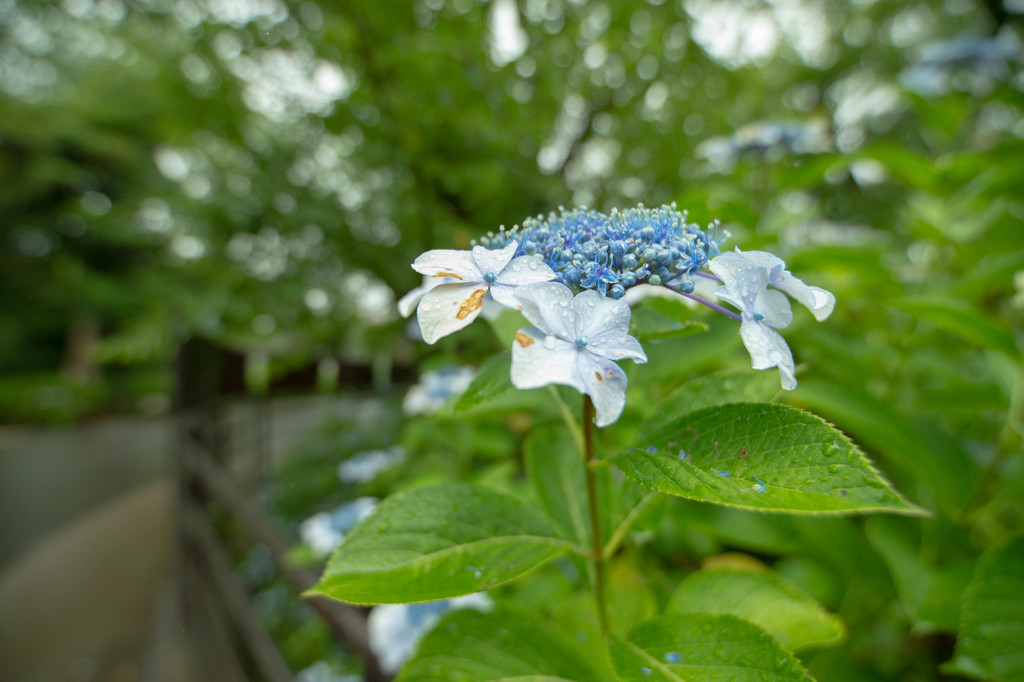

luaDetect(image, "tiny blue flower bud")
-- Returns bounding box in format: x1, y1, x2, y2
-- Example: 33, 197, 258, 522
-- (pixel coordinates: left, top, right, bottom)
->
609, 283, 625, 298
622, 253, 637, 269
678, 279, 695, 293
642, 247, 658, 262
640, 226, 655, 241
649, 274, 662, 286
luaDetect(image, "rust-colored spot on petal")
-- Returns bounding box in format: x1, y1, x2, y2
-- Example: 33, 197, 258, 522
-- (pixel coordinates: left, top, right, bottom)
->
514, 332, 534, 347
595, 371, 603, 382
456, 289, 486, 320
433, 271, 463, 280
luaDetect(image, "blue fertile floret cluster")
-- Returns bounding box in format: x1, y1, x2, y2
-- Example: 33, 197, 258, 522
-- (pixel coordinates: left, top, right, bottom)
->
475, 203, 727, 299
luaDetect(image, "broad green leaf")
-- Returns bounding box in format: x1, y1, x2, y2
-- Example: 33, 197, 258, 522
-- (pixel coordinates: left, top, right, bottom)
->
612, 403, 924, 515
894, 296, 1019, 359
525, 425, 654, 551
945, 538, 1024, 681
643, 369, 780, 432
456, 352, 513, 411
609, 613, 815, 681
865, 517, 973, 633
310, 484, 572, 604
951, 249, 1024, 297
667, 565, 845, 651
608, 561, 659, 635
790, 380, 976, 514
398, 606, 609, 682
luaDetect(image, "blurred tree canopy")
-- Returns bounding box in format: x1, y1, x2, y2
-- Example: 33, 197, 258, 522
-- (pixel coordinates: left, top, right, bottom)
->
1, 0, 1021, 421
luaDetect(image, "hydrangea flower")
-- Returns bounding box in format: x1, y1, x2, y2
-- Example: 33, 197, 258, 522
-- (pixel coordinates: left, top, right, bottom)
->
510, 282, 647, 427
402, 365, 476, 415
299, 497, 379, 558
411, 241, 555, 343
709, 250, 835, 390
475, 204, 726, 300
368, 594, 493, 674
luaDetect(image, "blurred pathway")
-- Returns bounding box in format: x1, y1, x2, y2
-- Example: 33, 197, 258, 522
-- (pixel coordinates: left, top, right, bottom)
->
0, 480, 194, 682
0, 395, 367, 681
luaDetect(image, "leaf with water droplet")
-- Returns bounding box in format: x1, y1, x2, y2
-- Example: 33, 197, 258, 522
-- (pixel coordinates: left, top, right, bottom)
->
398, 606, 610, 682
610, 613, 814, 681
309, 483, 573, 604
613, 403, 925, 515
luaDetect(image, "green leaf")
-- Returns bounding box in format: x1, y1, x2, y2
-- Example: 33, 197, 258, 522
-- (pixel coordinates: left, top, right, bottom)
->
398, 606, 609, 682
456, 352, 514, 411
525, 425, 654, 551
865, 517, 973, 633
945, 538, 1024, 681
609, 613, 815, 681
612, 403, 924, 515
667, 565, 845, 651
894, 296, 1020, 359
789, 380, 977, 514
309, 484, 572, 604
644, 369, 780, 430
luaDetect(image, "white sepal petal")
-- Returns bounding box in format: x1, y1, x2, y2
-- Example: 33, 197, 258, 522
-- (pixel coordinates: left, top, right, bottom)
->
497, 255, 557, 286
587, 331, 648, 363
755, 288, 793, 329
487, 283, 522, 310
739, 320, 797, 390
510, 327, 585, 393
416, 283, 489, 344
397, 286, 426, 318
772, 275, 835, 321
471, 242, 519, 277
412, 249, 481, 280
577, 352, 628, 427
573, 289, 632, 339
514, 282, 576, 340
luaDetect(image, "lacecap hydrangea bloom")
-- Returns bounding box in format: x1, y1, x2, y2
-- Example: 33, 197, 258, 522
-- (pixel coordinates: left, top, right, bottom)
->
403, 203, 835, 425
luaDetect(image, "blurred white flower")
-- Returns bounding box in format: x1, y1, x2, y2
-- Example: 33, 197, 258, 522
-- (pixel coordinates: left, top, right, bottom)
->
368, 593, 493, 675
299, 497, 379, 558
336, 447, 405, 484
402, 366, 476, 416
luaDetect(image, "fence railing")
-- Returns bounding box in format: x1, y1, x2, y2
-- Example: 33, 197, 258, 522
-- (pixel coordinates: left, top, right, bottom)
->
179, 409, 388, 682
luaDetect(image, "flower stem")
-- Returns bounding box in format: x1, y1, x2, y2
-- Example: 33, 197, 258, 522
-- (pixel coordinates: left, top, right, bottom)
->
678, 291, 742, 321
582, 395, 610, 635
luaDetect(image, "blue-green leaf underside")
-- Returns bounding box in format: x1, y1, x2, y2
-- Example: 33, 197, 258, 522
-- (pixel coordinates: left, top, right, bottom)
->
398, 606, 609, 682
609, 613, 815, 681
310, 483, 572, 604
612, 403, 924, 515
